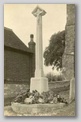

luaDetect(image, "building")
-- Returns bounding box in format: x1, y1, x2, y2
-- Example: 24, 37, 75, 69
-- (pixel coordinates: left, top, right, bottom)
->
62, 4, 75, 80
4, 27, 35, 84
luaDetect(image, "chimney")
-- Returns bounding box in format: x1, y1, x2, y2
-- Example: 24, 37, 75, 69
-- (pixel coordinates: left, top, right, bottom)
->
28, 34, 35, 77
30, 34, 34, 41
28, 34, 35, 51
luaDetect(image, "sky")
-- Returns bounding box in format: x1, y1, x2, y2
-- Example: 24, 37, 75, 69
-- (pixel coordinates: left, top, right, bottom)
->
4, 4, 66, 75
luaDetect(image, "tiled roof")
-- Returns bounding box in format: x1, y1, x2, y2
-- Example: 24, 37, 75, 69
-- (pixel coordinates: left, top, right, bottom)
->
4, 27, 33, 53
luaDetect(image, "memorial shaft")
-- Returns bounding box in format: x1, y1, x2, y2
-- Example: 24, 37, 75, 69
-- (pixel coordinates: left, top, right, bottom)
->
35, 14, 43, 77
30, 6, 48, 93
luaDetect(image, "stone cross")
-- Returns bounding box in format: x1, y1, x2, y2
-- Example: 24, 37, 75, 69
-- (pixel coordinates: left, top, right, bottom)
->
32, 6, 46, 77
30, 6, 48, 94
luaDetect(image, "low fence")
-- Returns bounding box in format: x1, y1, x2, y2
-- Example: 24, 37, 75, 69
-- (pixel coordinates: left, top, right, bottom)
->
49, 80, 70, 90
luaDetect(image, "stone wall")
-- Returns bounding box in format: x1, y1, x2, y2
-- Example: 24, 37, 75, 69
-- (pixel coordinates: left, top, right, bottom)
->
4, 84, 29, 98
4, 84, 30, 106
62, 4, 75, 80
4, 81, 70, 98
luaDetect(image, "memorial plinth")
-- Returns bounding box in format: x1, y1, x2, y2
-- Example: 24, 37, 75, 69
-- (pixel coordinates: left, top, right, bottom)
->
11, 102, 66, 115
30, 77, 48, 93
30, 6, 48, 94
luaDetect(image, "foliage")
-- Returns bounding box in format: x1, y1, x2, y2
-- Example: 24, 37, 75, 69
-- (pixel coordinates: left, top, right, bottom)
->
13, 89, 30, 103
43, 30, 65, 70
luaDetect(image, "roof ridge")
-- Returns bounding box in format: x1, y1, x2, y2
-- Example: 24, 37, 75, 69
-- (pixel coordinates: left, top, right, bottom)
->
4, 27, 13, 31
4, 27, 34, 53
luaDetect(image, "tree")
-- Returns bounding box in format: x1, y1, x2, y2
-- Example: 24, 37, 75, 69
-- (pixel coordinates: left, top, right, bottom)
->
43, 30, 65, 70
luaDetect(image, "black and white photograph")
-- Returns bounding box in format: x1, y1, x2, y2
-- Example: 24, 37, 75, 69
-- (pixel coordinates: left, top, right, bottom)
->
4, 4, 75, 116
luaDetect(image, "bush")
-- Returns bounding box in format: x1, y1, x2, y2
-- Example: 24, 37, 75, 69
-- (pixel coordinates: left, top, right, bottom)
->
46, 72, 64, 82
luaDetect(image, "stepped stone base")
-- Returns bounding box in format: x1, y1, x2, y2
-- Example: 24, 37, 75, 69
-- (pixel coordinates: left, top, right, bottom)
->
11, 102, 66, 115
30, 77, 48, 94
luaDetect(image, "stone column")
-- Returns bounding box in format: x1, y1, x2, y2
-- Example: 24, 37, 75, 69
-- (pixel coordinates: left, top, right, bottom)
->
30, 6, 48, 94
69, 77, 75, 103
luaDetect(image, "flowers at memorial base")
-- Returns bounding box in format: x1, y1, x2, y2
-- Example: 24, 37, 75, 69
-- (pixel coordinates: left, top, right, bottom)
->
13, 89, 68, 104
